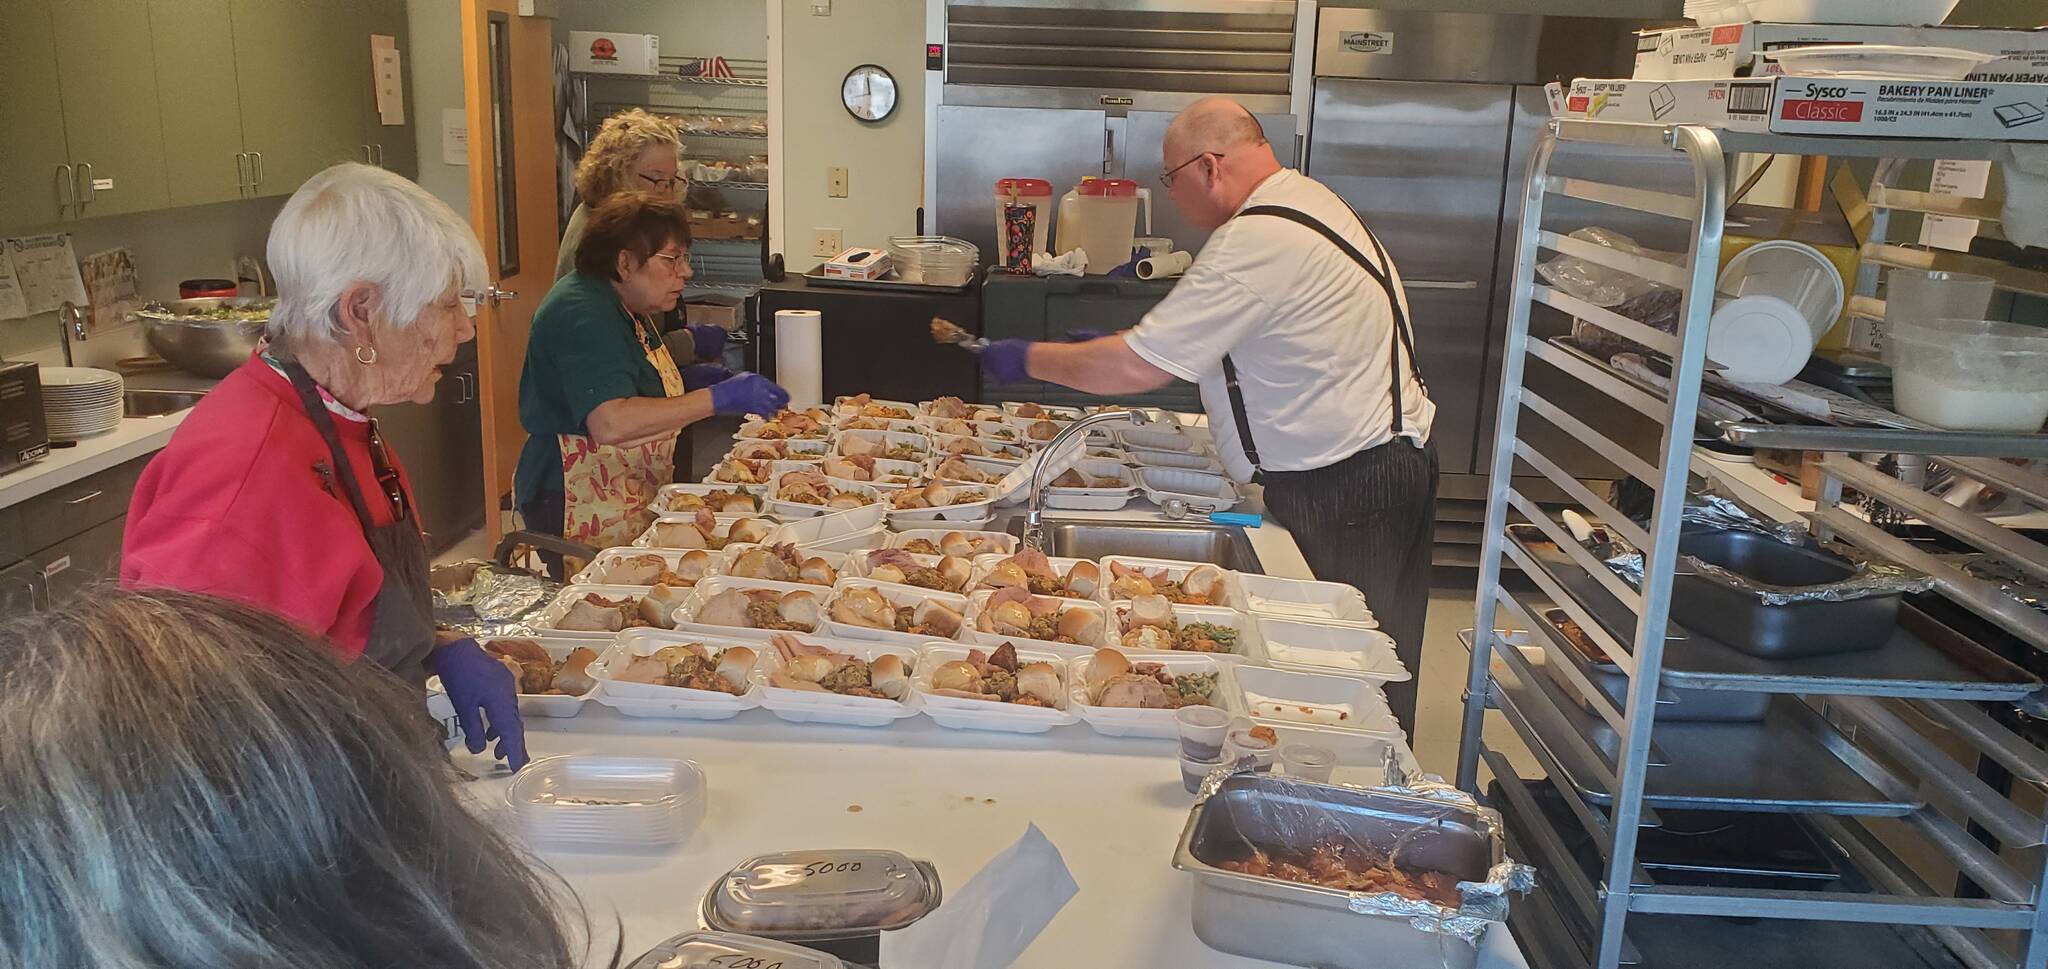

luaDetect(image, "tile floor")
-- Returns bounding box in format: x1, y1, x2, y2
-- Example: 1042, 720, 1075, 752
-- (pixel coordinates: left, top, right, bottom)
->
1412, 580, 1541, 784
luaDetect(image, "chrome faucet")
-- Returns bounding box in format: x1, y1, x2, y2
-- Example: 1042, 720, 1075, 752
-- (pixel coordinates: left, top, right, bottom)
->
56, 302, 86, 367
1022, 408, 1150, 552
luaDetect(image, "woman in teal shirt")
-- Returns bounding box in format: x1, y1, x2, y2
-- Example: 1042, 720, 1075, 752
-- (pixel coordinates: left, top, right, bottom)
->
515, 193, 786, 551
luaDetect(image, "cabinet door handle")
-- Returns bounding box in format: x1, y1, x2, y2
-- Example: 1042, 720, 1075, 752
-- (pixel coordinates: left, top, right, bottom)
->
28, 572, 49, 612
55, 164, 74, 216
360, 144, 372, 164
249, 151, 263, 188
74, 161, 94, 208
234, 152, 249, 196
65, 489, 103, 505
372, 144, 384, 167
1404, 279, 1480, 291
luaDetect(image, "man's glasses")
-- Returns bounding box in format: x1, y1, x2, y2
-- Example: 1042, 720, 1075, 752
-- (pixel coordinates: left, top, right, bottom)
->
1158, 152, 1221, 188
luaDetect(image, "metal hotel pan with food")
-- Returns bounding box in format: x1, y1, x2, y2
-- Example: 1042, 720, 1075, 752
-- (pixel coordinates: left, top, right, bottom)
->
1174, 773, 1524, 969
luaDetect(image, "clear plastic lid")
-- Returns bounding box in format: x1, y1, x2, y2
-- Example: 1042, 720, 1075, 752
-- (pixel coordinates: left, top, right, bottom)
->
702, 849, 942, 940
627, 930, 847, 969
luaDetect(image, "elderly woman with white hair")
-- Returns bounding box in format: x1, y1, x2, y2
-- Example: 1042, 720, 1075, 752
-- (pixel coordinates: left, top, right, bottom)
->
123, 162, 527, 770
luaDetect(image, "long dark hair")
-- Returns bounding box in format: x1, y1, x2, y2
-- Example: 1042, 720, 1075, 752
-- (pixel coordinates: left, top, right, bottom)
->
0, 588, 587, 969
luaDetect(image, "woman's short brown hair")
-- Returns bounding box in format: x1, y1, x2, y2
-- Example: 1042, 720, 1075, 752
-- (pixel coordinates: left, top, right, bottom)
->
573, 108, 683, 205
574, 192, 692, 281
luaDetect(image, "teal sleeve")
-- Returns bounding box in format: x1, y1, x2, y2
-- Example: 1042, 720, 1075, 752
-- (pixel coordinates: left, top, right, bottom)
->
530, 284, 645, 433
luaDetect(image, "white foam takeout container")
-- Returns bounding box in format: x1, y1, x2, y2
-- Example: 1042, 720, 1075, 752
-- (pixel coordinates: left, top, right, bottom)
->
1039, 457, 1138, 511
1097, 554, 1232, 605
967, 552, 1099, 601
884, 485, 999, 525
1233, 663, 1401, 736
912, 642, 1079, 733
928, 432, 1027, 464
1106, 600, 1256, 658
717, 544, 849, 588
833, 396, 920, 420
652, 481, 767, 513
751, 637, 924, 727
1227, 573, 1377, 627
1136, 467, 1243, 513
531, 583, 659, 640
999, 401, 1082, 421
725, 437, 830, 464
734, 419, 830, 441
766, 463, 887, 521
573, 547, 726, 587
672, 575, 829, 641
847, 548, 973, 595
1123, 447, 1224, 473
1065, 652, 1238, 739
1245, 615, 1408, 683
821, 578, 970, 648
960, 589, 1109, 658
1116, 426, 1203, 454
819, 456, 925, 492
833, 429, 933, 462
429, 634, 606, 718
766, 505, 889, 548
832, 416, 922, 435
1229, 716, 1418, 788
927, 454, 1015, 488
589, 629, 764, 719
888, 528, 1019, 557
631, 514, 780, 551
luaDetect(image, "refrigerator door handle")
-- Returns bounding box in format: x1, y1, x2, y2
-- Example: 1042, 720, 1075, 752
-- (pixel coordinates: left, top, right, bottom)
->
1403, 279, 1481, 291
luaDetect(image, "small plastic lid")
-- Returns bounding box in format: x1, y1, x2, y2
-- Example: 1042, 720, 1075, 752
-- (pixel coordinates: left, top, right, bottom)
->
627, 930, 848, 969
1279, 743, 1337, 770
703, 849, 942, 940
1076, 177, 1139, 198
1707, 294, 1813, 385
995, 177, 1053, 197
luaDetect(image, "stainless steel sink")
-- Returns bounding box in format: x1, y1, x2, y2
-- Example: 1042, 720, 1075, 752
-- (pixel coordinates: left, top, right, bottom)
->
1007, 519, 1263, 574
123, 389, 205, 417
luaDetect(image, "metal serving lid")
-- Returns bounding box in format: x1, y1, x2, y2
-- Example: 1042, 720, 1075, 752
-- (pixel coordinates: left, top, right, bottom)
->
702, 849, 942, 940
626, 929, 847, 969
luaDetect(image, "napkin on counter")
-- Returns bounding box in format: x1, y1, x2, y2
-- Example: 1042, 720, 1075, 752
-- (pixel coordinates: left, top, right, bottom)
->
1031, 250, 1087, 277
879, 824, 1078, 969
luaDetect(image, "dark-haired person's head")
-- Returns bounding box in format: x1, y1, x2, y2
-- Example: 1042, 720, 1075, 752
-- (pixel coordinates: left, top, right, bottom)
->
0, 588, 586, 969
575, 191, 695, 316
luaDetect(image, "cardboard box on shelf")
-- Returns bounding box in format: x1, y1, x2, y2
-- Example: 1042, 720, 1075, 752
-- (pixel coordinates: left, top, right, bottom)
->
1635, 23, 2048, 83
568, 30, 660, 76
1565, 76, 2048, 141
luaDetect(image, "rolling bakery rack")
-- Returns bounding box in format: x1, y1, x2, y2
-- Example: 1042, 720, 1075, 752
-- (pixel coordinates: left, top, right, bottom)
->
1455, 118, 2048, 969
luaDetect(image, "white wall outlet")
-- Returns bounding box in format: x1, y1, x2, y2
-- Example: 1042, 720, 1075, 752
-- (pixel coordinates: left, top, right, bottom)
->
812, 228, 844, 258
811, 0, 830, 14
827, 166, 848, 198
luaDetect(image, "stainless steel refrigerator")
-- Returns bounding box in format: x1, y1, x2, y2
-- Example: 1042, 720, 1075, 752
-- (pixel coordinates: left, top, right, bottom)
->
1302, 9, 1646, 560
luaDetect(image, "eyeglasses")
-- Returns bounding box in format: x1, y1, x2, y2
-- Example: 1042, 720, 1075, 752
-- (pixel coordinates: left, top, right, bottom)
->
647, 250, 691, 277
637, 172, 681, 192
1157, 140, 1267, 188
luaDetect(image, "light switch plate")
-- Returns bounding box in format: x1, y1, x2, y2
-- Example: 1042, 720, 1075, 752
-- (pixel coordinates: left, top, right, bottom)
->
811, 0, 830, 14
827, 167, 848, 198
811, 228, 843, 258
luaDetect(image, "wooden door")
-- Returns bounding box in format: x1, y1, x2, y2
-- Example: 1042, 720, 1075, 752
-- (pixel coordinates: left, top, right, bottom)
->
150, 0, 248, 207
230, 0, 368, 198
48, 0, 172, 217
461, 0, 557, 540
0, 0, 72, 227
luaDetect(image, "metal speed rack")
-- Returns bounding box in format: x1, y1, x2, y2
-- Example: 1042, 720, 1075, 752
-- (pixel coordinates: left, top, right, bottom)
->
1456, 118, 2048, 969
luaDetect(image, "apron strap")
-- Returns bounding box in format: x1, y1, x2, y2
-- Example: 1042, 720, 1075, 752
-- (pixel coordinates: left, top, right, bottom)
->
1236, 204, 1428, 446
279, 360, 382, 533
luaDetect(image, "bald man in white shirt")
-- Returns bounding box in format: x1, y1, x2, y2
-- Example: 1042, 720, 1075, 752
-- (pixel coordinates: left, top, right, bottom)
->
979, 97, 1438, 736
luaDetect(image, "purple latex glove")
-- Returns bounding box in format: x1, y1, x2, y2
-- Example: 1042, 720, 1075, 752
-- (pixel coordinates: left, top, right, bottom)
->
686, 323, 728, 362
710, 372, 791, 417
981, 339, 1034, 384
427, 638, 529, 770
682, 363, 735, 391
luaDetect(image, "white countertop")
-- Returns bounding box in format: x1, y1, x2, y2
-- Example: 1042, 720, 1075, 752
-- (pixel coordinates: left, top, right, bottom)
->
0, 411, 191, 510
461, 710, 1528, 969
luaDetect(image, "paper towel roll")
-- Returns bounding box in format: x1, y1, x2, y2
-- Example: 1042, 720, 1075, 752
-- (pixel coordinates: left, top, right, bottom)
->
1135, 249, 1193, 280
775, 309, 823, 408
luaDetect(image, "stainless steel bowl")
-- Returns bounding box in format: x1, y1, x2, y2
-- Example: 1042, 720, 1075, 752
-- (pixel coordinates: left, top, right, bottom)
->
135, 297, 271, 378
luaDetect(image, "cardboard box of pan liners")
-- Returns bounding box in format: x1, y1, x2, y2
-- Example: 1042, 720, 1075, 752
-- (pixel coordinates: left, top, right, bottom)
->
1564, 76, 2048, 141
1635, 23, 2048, 83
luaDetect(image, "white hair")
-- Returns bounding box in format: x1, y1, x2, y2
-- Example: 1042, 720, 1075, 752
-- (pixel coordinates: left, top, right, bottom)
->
265, 163, 487, 347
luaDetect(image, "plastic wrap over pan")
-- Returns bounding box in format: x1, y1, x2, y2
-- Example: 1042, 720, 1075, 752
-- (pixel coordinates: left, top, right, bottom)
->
1173, 770, 1533, 969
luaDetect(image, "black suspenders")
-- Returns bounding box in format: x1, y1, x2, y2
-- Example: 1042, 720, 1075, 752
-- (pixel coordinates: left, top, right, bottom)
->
1218, 204, 1427, 476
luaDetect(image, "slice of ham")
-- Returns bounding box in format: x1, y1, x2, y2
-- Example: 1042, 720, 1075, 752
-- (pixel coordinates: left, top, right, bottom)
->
864, 548, 921, 571
1010, 547, 1057, 578
986, 585, 1061, 616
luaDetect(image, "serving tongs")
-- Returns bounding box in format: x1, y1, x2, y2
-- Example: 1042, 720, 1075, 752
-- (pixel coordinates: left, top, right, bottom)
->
929, 317, 989, 353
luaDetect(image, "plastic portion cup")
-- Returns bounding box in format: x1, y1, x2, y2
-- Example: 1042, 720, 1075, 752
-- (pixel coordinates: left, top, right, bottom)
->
1180, 753, 1224, 794
1278, 743, 1338, 783
1222, 726, 1278, 773
1175, 704, 1231, 761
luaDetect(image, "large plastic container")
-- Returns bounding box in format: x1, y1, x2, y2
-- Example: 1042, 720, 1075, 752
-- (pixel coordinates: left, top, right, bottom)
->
993, 177, 1054, 267
1884, 268, 1995, 348
1055, 177, 1151, 275
1886, 318, 2048, 432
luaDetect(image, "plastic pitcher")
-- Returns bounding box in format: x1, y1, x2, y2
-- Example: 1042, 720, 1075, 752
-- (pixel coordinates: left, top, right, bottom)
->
1055, 178, 1152, 275
993, 178, 1054, 268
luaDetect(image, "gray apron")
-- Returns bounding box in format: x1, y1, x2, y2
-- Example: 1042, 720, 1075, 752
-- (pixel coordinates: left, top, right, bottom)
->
281, 360, 437, 684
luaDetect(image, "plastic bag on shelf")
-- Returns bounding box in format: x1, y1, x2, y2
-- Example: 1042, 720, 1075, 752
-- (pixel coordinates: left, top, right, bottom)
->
1535, 228, 1685, 360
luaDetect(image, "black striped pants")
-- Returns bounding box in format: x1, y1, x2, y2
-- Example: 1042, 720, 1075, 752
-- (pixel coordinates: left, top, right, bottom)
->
1260, 439, 1439, 740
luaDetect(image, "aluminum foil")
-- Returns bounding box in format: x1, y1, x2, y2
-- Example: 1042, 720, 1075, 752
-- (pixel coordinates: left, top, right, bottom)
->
1601, 491, 1935, 606
431, 560, 559, 637
1945, 552, 2048, 615
1192, 768, 1535, 947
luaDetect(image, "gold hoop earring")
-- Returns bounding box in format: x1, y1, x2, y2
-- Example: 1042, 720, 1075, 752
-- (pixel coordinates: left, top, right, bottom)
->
355, 345, 378, 365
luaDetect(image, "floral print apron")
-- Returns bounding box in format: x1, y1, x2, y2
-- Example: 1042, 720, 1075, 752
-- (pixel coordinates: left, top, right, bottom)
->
558, 308, 686, 549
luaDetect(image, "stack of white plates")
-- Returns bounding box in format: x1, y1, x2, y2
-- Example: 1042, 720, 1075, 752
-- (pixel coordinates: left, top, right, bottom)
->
40, 367, 124, 441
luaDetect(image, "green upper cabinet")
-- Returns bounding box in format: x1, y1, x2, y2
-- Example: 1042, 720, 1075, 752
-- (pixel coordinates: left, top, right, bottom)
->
0, 0, 72, 230
48, 0, 173, 218
230, 0, 379, 198
359, 0, 417, 179
150, 0, 249, 207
